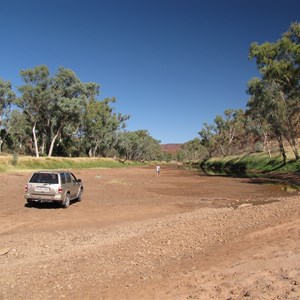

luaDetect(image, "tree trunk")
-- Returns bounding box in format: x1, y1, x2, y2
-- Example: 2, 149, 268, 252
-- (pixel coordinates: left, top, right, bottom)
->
279, 90, 299, 160
219, 144, 226, 157
41, 134, 46, 156
32, 122, 39, 158
93, 144, 99, 157
263, 131, 272, 158
48, 124, 63, 157
285, 135, 299, 160
48, 136, 57, 157
278, 136, 287, 164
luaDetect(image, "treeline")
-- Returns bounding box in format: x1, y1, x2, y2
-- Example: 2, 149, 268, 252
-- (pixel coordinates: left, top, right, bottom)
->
176, 22, 300, 163
1, 22, 299, 163
0, 66, 164, 161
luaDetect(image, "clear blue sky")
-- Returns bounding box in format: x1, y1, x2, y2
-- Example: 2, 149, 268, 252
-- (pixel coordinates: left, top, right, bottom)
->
1, 0, 299, 144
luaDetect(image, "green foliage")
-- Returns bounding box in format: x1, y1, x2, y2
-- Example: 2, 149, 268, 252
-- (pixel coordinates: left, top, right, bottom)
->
200, 153, 287, 176
15, 66, 102, 157
16, 65, 51, 157
198, 123, 217, 158
254, 142, 264, 153
117, 130, 162, 162
1, 65, 164, 161
3, 22, 300, 164
0, 78, 15, 121
213, 109, 246, 156
179, 138, 207, 161
197, 22, 300, 162
82, 98, 129, 157
0, 78, 16, 153
6, 110, 31, 153
198, 109, 246, 158
46, 67, 100, 157
247, 22, 300, 160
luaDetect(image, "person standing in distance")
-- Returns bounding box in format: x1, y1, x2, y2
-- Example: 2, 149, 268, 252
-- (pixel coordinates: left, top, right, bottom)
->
156, 165, 161, 177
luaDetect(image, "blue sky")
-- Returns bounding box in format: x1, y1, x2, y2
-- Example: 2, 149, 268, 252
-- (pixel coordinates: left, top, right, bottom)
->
1, 0, 299, 144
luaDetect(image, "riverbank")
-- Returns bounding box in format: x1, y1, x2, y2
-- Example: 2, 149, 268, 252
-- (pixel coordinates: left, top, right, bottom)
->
191, 152, 300, 177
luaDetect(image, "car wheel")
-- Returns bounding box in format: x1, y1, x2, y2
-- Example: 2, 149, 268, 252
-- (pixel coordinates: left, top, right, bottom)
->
62, 193, 70, 208
26, 199, 34, 207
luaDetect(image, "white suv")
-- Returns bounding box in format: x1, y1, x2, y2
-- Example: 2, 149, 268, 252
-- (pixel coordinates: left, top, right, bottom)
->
24, 171, 83, 208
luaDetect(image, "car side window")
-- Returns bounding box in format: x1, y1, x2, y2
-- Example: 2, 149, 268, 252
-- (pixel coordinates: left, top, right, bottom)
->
60, 173, 66, 184
70, 173, 77, 182
65, 173, 72, 183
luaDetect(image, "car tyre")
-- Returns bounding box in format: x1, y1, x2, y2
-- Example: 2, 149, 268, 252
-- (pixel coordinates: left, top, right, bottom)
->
62, 193, 70, 208
26, 199, 34, 207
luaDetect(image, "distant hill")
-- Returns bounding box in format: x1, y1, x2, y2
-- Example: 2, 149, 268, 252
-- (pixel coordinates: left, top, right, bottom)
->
161, 144, 182, 154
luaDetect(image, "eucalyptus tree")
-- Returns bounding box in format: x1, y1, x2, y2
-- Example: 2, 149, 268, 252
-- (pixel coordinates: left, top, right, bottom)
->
117, 130, 161, 162
5, 110, 31, 153
245, 114, 273, 157
17, 66, 100, 157
0, 78, 15, 125
47, 67, 99, 157
0, 78, 16, 152
198, 123, 217, 158
246, 78, 285, 159
17, 65, 51, 157
214, 109, 245, 156
248, 22, 300, 160
180, 138, 207, 161
83, 97, 129, 157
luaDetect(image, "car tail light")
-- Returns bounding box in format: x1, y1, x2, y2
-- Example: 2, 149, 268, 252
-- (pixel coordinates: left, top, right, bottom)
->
25, 184, 28, 192
58, 186, 63, 193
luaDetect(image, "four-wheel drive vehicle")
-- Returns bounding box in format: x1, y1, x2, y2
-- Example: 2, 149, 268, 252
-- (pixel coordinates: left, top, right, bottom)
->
24, 171, 83, 208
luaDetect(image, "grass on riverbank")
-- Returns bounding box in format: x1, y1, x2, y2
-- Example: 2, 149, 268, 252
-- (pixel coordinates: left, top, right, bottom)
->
196, 152, 300, 176
2, 152, 300, 176
0, 155, 143, 173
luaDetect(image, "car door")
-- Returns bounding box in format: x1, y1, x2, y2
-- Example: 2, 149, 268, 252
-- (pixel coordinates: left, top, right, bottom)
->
71, 173, 81, 198
65, 173, 74, 198
69, 172, 79, 198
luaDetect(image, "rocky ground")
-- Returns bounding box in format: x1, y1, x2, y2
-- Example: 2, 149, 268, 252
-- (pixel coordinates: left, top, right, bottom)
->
0, 166, 299, 299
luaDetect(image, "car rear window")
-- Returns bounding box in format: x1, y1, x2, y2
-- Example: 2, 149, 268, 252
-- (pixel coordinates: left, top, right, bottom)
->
29, 173, 59, 184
